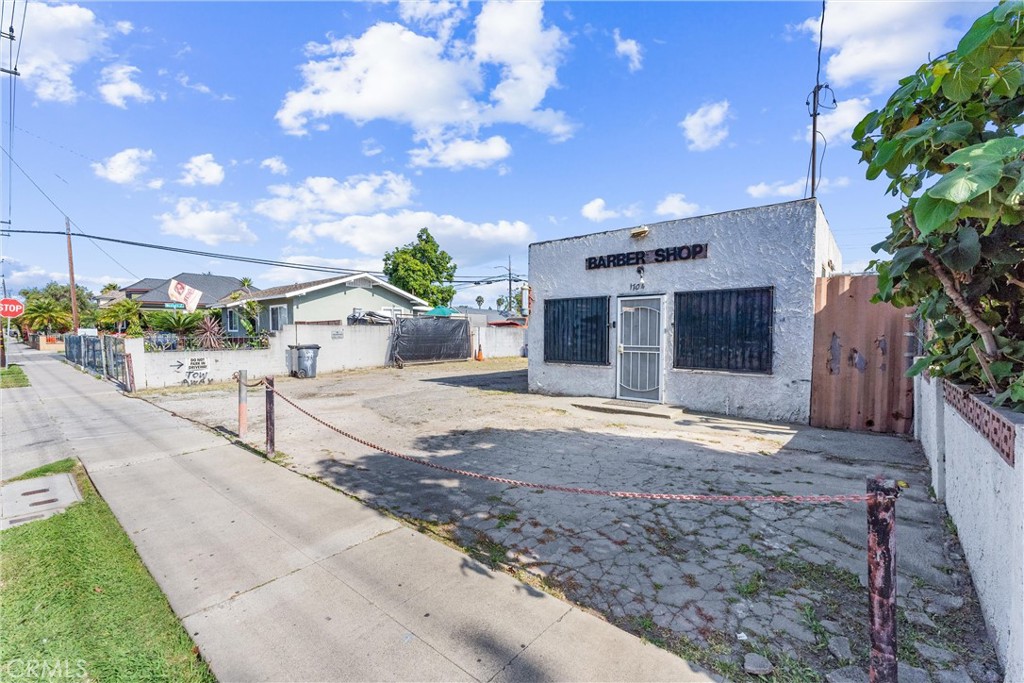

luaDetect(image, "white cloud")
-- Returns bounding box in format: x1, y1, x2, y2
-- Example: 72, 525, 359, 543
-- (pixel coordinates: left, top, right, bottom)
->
254, 172, 415, 223
115, 20, 134, 35
680, 100, 730, 152
580, 197, 639, 223
91, 148, 155, 185
178, 153, 225, 186
98, 64, 154, 108
746, 176, 849, 199
17, 3, 108, 103
276, 2, 572, 168
287, 209, 534, 262
795, 2, 971, 92
409, 135, 511, 169
398, 0, 466, 42
473, 0, 572, 138
276, 22, 481, 135
176, 73, 234, 101
655, 193, 700, 218
613, 29, 642, 72
147, 178, 165, 190
362, 138, 383, 157
805, 97, 872, 144
157, 198, 256, 246
260, 156, 289, 176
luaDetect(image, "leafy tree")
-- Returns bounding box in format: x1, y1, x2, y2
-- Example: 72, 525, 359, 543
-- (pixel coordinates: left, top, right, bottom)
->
475, 295, 485, 308
852, 0, 1024, 406
496, 292, 523, 314
20, 281, 97, 321
383, 228, 457, 306
19, 297, 72, 333
101, 283, 120, 294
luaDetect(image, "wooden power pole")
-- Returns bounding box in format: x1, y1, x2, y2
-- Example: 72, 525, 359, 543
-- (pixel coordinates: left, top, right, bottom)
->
66, 218, 80, 333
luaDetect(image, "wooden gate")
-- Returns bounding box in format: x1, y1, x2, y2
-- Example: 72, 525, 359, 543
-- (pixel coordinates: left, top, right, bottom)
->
810, 275, 915, 434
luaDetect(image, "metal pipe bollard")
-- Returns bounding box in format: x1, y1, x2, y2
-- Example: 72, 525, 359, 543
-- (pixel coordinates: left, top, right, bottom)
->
867, 475, 903, 683
265, 376, 275, 458
238, 370, 248, 439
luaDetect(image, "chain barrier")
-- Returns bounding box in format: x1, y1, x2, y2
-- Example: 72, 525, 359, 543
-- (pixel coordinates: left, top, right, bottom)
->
268, 386, 869, 505
231, 371, 266, 388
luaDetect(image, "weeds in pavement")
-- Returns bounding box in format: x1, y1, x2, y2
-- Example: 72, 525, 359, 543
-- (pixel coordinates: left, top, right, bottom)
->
737, 571, 764, 597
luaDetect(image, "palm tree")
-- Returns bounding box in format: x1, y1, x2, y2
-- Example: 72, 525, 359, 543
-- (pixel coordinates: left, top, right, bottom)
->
475, 296, 484, 308
20, 297, 72, 334
98, 299, 144, 333
101, 282, 120, 294
146, 310, 204, 346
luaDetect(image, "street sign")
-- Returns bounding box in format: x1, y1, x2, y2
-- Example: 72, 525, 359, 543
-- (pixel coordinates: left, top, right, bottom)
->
0, 298, 24, 318
164, 302, 185, 309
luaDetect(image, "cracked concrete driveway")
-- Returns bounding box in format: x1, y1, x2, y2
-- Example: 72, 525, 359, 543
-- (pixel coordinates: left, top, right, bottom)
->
144, 358, 1001, 682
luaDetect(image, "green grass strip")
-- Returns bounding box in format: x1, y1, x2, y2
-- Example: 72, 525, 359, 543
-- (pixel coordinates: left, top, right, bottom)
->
0, 465, 215, 683
4, 458, 78, 483
1, 364, 30, 388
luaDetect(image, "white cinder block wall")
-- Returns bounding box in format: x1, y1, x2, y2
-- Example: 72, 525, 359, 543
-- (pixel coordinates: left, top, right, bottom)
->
914, 375, 1023, 683
528, 199, 837, 423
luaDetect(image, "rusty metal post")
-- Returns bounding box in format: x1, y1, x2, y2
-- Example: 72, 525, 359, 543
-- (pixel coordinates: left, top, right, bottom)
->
125, 353, 136, 393
237, 370, 248, 439
265, 376, 275, 458
867, 476, 902, 683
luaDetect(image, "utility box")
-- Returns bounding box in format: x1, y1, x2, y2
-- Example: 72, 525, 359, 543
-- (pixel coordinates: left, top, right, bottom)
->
288, 344, 321, 378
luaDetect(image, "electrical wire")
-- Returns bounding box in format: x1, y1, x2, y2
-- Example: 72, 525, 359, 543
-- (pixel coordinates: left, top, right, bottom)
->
1, 144, 140, 279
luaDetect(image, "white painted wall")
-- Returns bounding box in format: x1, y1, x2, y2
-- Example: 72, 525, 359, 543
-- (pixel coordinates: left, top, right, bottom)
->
914, 375, 1023, 682
473, 326, 526, 358
135, 323, 394, 387
528, 199, 832, 423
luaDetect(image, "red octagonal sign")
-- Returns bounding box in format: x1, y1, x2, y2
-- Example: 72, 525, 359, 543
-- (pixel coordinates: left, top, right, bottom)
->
0, 298, 25, 318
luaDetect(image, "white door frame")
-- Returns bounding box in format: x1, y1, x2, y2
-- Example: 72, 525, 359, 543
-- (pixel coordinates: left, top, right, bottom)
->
616, 295, 664, 403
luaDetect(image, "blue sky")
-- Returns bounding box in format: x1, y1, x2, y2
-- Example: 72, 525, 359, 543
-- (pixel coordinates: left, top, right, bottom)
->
0, 0, 985, 306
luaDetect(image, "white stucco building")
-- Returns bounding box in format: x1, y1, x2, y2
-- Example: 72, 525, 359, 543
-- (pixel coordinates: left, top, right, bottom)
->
527, 199, 841, 423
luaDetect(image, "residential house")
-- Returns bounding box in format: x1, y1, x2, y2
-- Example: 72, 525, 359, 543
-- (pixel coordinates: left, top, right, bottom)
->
132, 273, 254, 311
216, 273, 429, 334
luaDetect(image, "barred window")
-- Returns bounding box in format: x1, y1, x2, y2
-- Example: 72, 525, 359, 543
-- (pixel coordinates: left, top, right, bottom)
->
674, 287, 773, 373
544, 297, 610, 365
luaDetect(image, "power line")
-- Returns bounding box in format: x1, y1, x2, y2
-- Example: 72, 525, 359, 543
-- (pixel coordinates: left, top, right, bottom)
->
1, 144, 142, 279
6, 228, 380, 277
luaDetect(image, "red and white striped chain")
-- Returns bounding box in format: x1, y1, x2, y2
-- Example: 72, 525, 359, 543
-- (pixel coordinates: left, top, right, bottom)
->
270, 387, 869, 505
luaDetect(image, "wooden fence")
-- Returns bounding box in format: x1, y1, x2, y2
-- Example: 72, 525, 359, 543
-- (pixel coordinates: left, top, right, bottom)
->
810, 275, 915, 434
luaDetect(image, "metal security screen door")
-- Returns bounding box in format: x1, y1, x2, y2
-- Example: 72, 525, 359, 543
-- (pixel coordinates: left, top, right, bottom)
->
617, 297, 662, 402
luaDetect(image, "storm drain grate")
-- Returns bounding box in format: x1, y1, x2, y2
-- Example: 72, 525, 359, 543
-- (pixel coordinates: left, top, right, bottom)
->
1, 473, 83, 530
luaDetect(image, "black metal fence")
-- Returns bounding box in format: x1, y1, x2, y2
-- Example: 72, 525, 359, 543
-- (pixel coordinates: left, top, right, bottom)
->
142, 332, 269, 352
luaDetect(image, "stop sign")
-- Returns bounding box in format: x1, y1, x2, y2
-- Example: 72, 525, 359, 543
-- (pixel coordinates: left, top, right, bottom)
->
0, 298, 25, 318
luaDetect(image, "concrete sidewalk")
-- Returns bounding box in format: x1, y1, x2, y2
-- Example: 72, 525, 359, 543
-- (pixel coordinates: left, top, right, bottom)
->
2, 346, 710, 682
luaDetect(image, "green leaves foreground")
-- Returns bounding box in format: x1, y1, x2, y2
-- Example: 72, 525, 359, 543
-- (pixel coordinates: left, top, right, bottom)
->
853, 0, 1024, 407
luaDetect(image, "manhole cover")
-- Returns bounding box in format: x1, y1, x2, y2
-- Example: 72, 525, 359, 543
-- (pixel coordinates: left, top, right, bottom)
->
1, 473, 83, 529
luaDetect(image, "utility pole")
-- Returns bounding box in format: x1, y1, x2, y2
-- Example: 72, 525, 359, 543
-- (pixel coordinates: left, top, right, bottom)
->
494, 257, 525, 315
66, 218, 80, 333
808, 0, 831, 200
